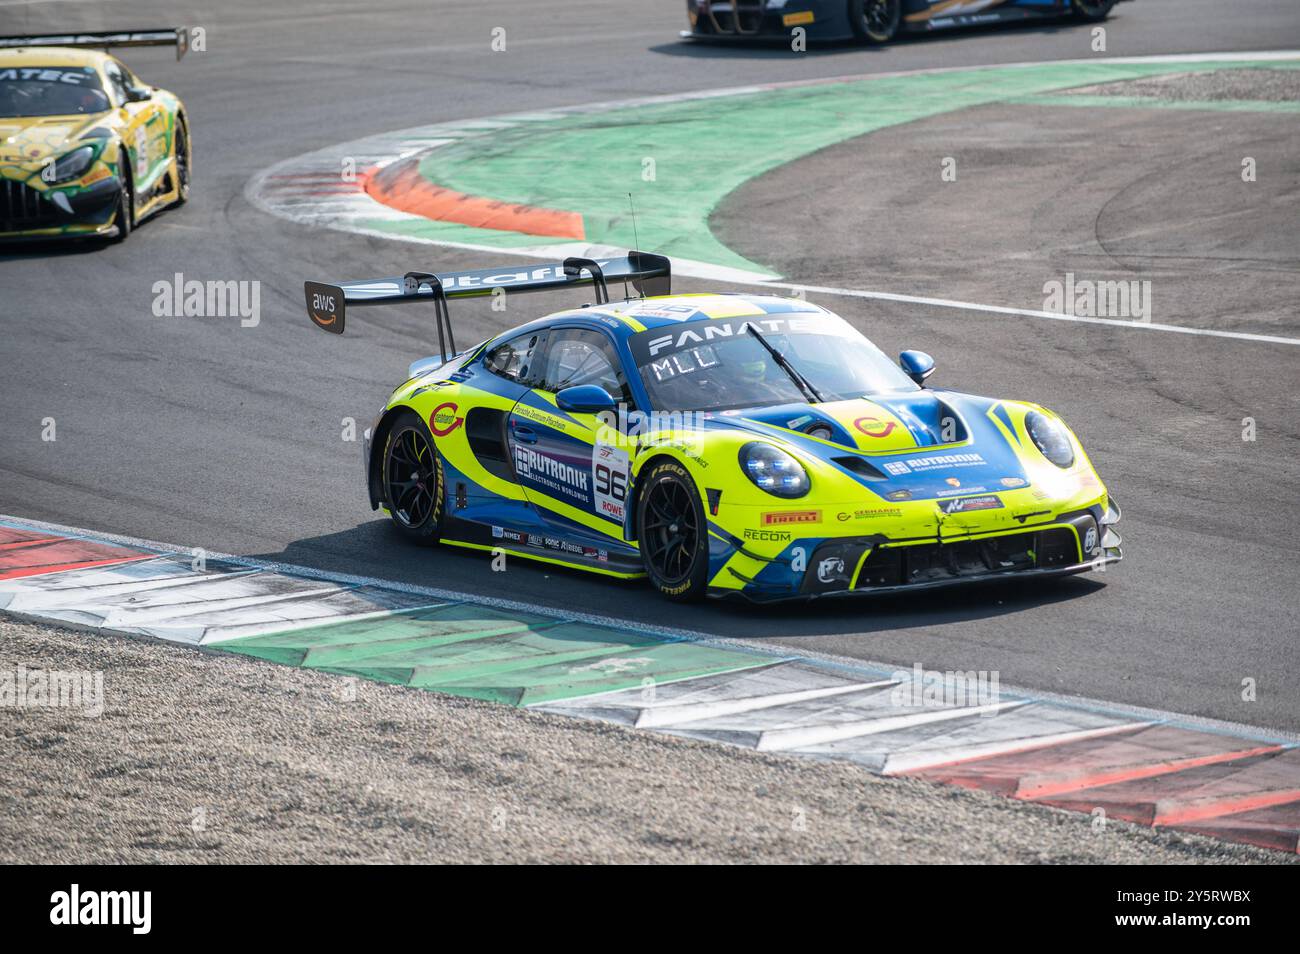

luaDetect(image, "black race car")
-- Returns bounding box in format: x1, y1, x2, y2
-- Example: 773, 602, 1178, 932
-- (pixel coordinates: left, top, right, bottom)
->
684, 0, 1123, 44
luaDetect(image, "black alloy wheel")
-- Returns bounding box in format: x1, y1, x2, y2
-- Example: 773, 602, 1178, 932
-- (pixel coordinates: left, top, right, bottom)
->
638, 460, 709, 601
383, 412, 444, 540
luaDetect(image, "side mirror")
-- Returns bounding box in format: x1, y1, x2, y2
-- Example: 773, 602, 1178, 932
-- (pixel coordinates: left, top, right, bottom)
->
556, 384, 616, 415
899, 350, 935, 386
127, 86, 153, 103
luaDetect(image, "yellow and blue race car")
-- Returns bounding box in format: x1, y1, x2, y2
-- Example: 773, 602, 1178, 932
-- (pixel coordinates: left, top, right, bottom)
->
0, 29, 190, 241
304, 253, 1121, 602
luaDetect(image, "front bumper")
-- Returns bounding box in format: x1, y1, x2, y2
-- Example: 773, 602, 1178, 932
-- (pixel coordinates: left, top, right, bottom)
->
0, 174, 121, 241
804, 552, 1121, 602
714, 499, 1123, 601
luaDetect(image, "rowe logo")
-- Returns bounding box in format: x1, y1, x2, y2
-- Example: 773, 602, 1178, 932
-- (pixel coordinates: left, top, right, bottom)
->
50, 884, 151, 935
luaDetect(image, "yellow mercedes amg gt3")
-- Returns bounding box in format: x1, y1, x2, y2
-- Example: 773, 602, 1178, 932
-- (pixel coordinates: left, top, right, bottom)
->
0, 29, 191, 242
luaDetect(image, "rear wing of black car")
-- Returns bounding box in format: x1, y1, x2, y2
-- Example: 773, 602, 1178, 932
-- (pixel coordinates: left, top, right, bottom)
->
304, 251, 672, 362
0, 28, 189, 60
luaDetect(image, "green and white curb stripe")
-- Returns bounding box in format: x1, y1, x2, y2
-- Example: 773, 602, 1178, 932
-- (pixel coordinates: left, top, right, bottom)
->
541, 664, 1146, 769
4, 515, 1299, 852
247, 52, 1300, 278
220, 611, 766, 706
0, 545, 767, 705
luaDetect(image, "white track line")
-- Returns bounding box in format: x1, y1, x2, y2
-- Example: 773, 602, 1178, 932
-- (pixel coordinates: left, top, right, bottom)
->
4, 513, 1297, 746
757, 281, 1300, 347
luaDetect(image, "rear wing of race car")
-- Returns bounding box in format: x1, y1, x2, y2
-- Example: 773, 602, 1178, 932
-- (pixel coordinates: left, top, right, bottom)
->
0, 28, 189, 60
304, 251, 672, 362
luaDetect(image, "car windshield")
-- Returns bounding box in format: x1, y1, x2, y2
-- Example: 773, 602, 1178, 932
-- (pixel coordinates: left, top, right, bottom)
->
0, 66, 109, 117
630, 312, 919, 413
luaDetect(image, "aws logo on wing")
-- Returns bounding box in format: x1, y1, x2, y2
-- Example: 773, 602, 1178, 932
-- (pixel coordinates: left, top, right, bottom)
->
304, 281, 344, 334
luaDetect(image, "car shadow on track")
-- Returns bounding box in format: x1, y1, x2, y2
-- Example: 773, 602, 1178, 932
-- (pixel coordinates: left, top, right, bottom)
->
0, 202, 187, 261
254, 520, 1110, 643
712, 573, 1108, 641
0, 237, 113, 259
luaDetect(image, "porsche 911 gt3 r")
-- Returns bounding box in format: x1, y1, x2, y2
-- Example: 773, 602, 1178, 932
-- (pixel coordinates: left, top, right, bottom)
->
304, 252, 1121, 602
684, 0, 1125, 44
0, 30, 191, 241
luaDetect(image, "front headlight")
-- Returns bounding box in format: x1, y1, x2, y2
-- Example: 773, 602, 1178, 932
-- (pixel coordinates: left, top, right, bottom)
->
739, 442, 810, 498
45, 145, 97, 184
1025, 411, 1075, 469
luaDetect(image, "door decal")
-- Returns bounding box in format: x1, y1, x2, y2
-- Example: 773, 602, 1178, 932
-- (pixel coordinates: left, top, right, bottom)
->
592, 438, 630, 523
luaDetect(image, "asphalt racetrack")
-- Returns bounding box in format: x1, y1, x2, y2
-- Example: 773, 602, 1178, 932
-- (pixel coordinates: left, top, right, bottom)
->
2, 0, 1298, 737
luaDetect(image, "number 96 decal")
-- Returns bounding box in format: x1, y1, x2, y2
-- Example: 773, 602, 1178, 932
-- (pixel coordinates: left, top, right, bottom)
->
593, 441, 629, 522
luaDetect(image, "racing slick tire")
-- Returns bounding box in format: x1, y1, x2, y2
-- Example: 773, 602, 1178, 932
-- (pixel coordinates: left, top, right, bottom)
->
380, 410, 445, 543
849, 0, 902, 43
110, 156, 133, 243
174, 118, 191, 206
1071, 0, 1116, 21
637, 459, 710, 602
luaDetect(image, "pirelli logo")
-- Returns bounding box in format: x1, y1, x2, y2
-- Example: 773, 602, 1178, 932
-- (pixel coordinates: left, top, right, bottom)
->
762, 510, 820, 526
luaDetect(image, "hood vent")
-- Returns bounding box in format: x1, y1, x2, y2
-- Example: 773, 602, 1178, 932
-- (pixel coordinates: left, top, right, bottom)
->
931, 399, 969, 445
833, 456, 888, 481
